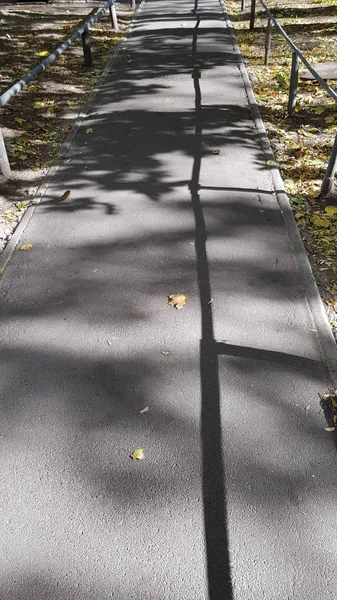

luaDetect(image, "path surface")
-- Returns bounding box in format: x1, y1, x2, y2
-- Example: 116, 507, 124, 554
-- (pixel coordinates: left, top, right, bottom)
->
1, 0, 337, 598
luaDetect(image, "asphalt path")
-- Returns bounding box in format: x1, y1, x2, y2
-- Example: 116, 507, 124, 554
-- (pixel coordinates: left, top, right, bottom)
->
1, 0, 337, 598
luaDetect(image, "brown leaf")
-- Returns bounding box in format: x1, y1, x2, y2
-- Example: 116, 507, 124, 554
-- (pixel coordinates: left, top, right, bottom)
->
0, 267, 4, 277
58, 190, 71, 202
168, 293, 188, 309
63, 124, 72, 134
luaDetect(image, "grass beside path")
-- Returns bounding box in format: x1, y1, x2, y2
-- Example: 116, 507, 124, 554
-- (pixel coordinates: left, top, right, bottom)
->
227, 0, 337, 342
0, 1, 134, 249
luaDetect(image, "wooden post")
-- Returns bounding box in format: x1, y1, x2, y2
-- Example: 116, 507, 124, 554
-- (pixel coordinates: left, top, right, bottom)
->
288, 51, 299, 116
264, 18, 272, 65
109, 4, 119, 32
241, 0, 246, 11
81, 29, 93, 67
0, 127, 11, 178
249, 0, 256, 30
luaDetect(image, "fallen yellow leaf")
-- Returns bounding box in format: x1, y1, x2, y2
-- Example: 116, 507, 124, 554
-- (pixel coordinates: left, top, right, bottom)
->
211, 149, 220, 155
86, 127, 93, 134
168, 293, 188, 309
58, 190, 71, 202
131, 448, 144, 460
311, 216, 329, 228
139, 407, 149, 414
0, 267, 4, 277
325, 206, 337, 216
19, 243, 32, 251
324, 427, 335, 432
313, 106, 325, 115
301, 130, 315, 138
37, 50, 49, 57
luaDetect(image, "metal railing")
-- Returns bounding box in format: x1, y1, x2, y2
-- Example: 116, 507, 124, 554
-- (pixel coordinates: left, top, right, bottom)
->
0, 0, 129, 178
248, 0, 337, 196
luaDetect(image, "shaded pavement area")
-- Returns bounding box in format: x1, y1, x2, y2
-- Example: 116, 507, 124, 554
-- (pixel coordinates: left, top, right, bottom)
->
1, 0, 337, 598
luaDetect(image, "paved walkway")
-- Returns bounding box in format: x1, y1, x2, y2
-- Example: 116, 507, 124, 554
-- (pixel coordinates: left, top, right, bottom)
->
1, 0, 337, 598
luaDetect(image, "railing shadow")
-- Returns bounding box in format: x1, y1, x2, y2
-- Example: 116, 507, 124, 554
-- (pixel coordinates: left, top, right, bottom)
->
190, 10, 233, 599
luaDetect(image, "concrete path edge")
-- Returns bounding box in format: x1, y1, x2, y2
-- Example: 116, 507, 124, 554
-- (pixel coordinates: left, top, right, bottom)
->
220, 0, 337, 386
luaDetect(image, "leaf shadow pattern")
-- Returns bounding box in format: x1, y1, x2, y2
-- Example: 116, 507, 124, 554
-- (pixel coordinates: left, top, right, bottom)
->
1, 0, 337, 598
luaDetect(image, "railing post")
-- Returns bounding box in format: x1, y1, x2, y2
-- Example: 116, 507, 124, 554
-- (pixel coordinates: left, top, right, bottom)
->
241, 0, 246, 10
249, 0, 256, 30
109, 3, 119, 31
264, 18, 272, 65
288, 51, 299, 116
81, 29, 93, 67
321, 132, 337, 196
0, 127, 11, 178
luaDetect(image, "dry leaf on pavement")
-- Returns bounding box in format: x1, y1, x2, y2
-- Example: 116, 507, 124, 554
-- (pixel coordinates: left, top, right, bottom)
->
0, 267, 4, 277
139, 407, 149, 414
131, 448, 144, 460
58, 190, 71, 202
19, 243, 32, 251
168, 294, 188, 309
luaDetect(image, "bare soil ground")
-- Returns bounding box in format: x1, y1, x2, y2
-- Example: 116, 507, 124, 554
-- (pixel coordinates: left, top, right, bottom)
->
0, 1, 134, 248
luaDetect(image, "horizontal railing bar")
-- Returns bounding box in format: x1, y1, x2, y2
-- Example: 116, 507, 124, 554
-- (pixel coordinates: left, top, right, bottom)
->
0, 0, 115, 107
